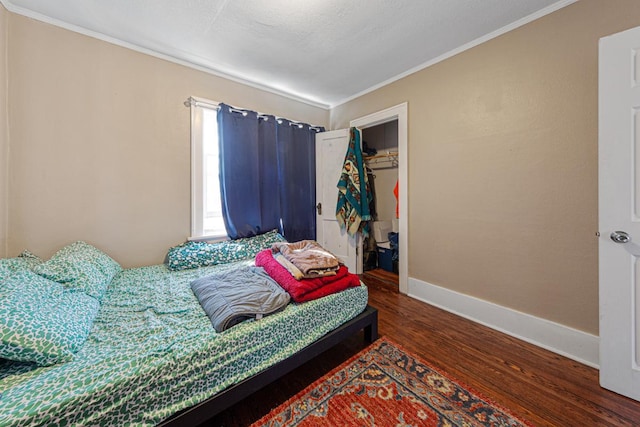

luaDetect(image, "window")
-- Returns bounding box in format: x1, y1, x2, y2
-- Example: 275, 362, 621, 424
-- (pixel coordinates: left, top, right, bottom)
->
189, 97, 226, 239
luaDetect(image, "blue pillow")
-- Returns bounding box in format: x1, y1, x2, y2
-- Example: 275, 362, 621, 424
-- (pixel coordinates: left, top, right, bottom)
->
0, 269, 100, 366
33, 241, 121, 301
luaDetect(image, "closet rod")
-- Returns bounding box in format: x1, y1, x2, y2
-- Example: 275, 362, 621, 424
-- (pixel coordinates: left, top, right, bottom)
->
365, 151, 399, 160
368, 165, 397, 171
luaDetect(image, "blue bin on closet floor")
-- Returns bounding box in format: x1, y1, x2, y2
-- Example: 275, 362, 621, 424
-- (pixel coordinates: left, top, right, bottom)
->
377, 244, 393, 272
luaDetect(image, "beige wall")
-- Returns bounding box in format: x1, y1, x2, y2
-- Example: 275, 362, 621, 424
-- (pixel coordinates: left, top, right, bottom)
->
372, 169, 398, 223
6, 0, 640, 335
331, 0, 640, 335
6, 14, 328, 268
0, 3, 7, 258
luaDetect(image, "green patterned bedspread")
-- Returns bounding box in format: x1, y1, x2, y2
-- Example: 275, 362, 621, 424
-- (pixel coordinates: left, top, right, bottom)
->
0, 260, 368, 426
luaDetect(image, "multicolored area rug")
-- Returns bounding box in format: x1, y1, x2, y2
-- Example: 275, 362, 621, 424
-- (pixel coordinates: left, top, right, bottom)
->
252, 337, 531, 427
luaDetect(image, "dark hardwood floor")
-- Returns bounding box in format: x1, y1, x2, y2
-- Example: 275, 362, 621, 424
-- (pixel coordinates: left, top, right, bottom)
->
205, 272, 640, 426
362, 267, 399, 291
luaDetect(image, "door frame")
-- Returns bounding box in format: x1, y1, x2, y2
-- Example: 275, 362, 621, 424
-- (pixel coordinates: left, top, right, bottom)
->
350, 103, 408, 294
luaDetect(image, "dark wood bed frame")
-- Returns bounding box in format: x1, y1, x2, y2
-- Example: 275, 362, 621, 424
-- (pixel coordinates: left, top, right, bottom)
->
158, 305, 378, 426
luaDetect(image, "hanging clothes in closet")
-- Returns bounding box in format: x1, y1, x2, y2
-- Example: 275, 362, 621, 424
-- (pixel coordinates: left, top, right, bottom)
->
366, 166, 378, 221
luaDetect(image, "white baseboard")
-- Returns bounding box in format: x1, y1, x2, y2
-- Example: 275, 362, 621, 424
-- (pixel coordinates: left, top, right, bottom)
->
407, 277, 599, 369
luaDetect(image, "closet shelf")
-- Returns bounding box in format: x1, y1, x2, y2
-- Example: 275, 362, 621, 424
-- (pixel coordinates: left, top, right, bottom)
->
364, 151, 398, 161
364, 151, 398, 170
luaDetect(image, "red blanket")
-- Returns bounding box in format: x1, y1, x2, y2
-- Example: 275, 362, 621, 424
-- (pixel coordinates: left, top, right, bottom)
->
255, 249, 361, 303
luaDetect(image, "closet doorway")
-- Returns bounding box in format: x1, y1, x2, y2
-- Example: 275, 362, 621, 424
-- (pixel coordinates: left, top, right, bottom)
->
362, 121, 399, 289
351, 103, 408, 294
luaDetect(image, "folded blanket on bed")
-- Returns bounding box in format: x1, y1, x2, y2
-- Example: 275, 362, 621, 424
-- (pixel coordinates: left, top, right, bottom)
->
190, 266, 290, 332
273, 252, 304, 280
271, 240, 340, 278
255, 249, 360, 303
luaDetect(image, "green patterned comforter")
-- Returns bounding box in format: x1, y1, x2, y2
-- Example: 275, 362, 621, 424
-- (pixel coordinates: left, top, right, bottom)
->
0, 260, 368, 426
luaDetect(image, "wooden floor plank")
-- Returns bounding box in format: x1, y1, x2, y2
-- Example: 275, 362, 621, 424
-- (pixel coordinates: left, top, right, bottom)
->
205, 274, 640, 426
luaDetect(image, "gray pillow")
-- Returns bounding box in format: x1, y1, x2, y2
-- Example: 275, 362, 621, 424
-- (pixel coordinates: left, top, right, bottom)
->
190, 266, 290, 332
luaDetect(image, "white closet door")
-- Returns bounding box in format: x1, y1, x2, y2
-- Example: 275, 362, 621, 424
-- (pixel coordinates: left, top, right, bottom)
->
315, 129, 361, 274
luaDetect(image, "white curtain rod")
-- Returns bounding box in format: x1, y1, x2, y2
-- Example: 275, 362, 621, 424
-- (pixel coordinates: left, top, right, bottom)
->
183, 96, 219, 110
183, 96, 323, 130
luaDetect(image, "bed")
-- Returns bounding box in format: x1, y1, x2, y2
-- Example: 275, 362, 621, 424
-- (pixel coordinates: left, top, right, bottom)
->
0, 237, 377, 426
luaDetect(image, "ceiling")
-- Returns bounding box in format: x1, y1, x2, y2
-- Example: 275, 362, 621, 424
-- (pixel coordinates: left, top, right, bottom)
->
2, 0, 573, 108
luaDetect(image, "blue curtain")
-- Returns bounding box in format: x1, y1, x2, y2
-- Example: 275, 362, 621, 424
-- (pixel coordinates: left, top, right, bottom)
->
217, 104, 279, 239
217, 103, 323, 241
277, 120, 317, 242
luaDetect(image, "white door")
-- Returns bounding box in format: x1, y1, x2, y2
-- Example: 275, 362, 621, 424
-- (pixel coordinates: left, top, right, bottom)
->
599, 25, 640, 401
316, 129, 361, 274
